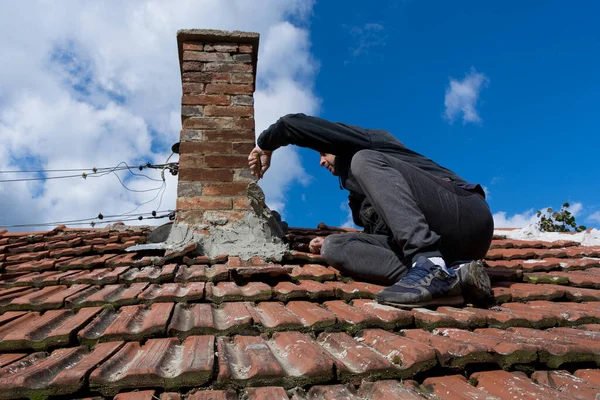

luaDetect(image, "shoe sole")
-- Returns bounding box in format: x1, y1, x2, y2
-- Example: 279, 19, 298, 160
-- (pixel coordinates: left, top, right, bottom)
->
379, 295, 465, 309
463, 260, 492, 303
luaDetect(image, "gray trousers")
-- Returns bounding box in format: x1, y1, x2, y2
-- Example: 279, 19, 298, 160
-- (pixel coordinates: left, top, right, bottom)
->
321, 150, 494, 285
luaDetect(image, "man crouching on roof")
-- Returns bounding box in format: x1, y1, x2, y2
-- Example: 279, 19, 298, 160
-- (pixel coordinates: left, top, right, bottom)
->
248, 113, 494, 308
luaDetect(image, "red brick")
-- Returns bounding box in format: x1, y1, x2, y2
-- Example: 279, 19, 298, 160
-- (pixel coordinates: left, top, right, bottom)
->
217, 335, 285, 386
317, 331, 398, 381
230, 73, 254, 84
203, 129, 255, 141
203, 62, 253, 73
532, 370, 600, 400
205, 43, 238, 52
66, 283, 148, 308
0, 341, 123, 398
138, 282, 205, 303
179, 168, 233, 182
182, 41, 204, 51
472, 370, 571, 400
286, 301, 337, 330
231, 141, 255, 155
183, 51, 232, 62
247, 302, 303, 332
0, 307, 101, 350
90, 336, 215, 395
168, 302, 252, 337
78, 303, 173, 344
206, 281, 271, 303
204, 105, 254, 117
204, 154, 250, 168
180, 141, 232, 155
357, 329, 436, 378
177, 197, 233, 211
422, 375, 497, 399
203, 182, 248, 196
174, 264, 228, 282
206, 83, 253, 95
238, 44, 253, 53
182, 94, 230, 106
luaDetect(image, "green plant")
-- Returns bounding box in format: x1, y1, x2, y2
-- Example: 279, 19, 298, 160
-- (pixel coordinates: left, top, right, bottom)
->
536, 202, 586, 233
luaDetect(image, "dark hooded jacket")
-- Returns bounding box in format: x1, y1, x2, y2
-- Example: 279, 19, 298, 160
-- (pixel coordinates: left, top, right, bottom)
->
257, 113, 484, 234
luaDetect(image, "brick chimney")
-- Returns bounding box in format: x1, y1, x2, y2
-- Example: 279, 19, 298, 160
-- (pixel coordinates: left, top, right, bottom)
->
172, 29, 286, 260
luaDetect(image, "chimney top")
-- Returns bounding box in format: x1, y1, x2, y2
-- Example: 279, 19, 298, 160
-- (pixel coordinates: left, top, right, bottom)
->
177, 29, 260, 85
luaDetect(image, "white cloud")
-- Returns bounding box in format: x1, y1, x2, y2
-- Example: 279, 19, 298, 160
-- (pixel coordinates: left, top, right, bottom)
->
587, 211, 600, 224
493, 209, 538, 228
444, 67, 489, 125
567, 202, 583, 217
494, 202, 585, 229
344, 22, 387, 58
340, 201, 358, 228
0, 0, 318, 230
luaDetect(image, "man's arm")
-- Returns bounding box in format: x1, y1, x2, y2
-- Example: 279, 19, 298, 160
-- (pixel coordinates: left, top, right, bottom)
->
256, 113, 372, 156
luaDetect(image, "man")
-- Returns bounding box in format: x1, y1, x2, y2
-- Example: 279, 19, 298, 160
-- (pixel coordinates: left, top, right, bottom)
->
248, 113, 494, 308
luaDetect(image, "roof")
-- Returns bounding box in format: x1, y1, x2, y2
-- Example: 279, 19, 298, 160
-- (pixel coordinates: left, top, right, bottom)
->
0, 223, 599, 399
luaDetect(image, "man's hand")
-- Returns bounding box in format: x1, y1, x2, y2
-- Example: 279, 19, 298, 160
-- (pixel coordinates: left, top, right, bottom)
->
309, 237, 325, 254
248, 146, 273, 179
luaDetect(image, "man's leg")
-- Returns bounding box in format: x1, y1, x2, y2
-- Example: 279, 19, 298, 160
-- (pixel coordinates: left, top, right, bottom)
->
349, 150, 494, 306
321, 233, 410, 285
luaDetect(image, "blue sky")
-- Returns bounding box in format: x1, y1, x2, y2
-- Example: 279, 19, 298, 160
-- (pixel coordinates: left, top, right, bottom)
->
282, 0, 600, 229
0, 1, 598, 231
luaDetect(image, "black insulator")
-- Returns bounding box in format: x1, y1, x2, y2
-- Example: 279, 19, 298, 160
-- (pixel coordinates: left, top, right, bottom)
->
152, 211, 157, 217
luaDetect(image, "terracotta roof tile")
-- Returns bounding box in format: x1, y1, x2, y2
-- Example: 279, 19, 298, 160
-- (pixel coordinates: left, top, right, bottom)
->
0, 307, 101, 350
0, 342, 123, 399
1, 225, 600, 398
78, 303, 174, 344
472, 370, 571, 399
89, 336, 214, 395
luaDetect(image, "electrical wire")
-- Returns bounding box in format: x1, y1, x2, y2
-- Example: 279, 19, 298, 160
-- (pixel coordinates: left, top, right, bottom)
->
0, 162, 177, 183
0, 211, 174, 229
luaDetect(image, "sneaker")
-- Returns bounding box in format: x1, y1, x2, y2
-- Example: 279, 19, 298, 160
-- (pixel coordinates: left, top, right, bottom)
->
451, 260, 493, 304
376, 256, 464, 308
